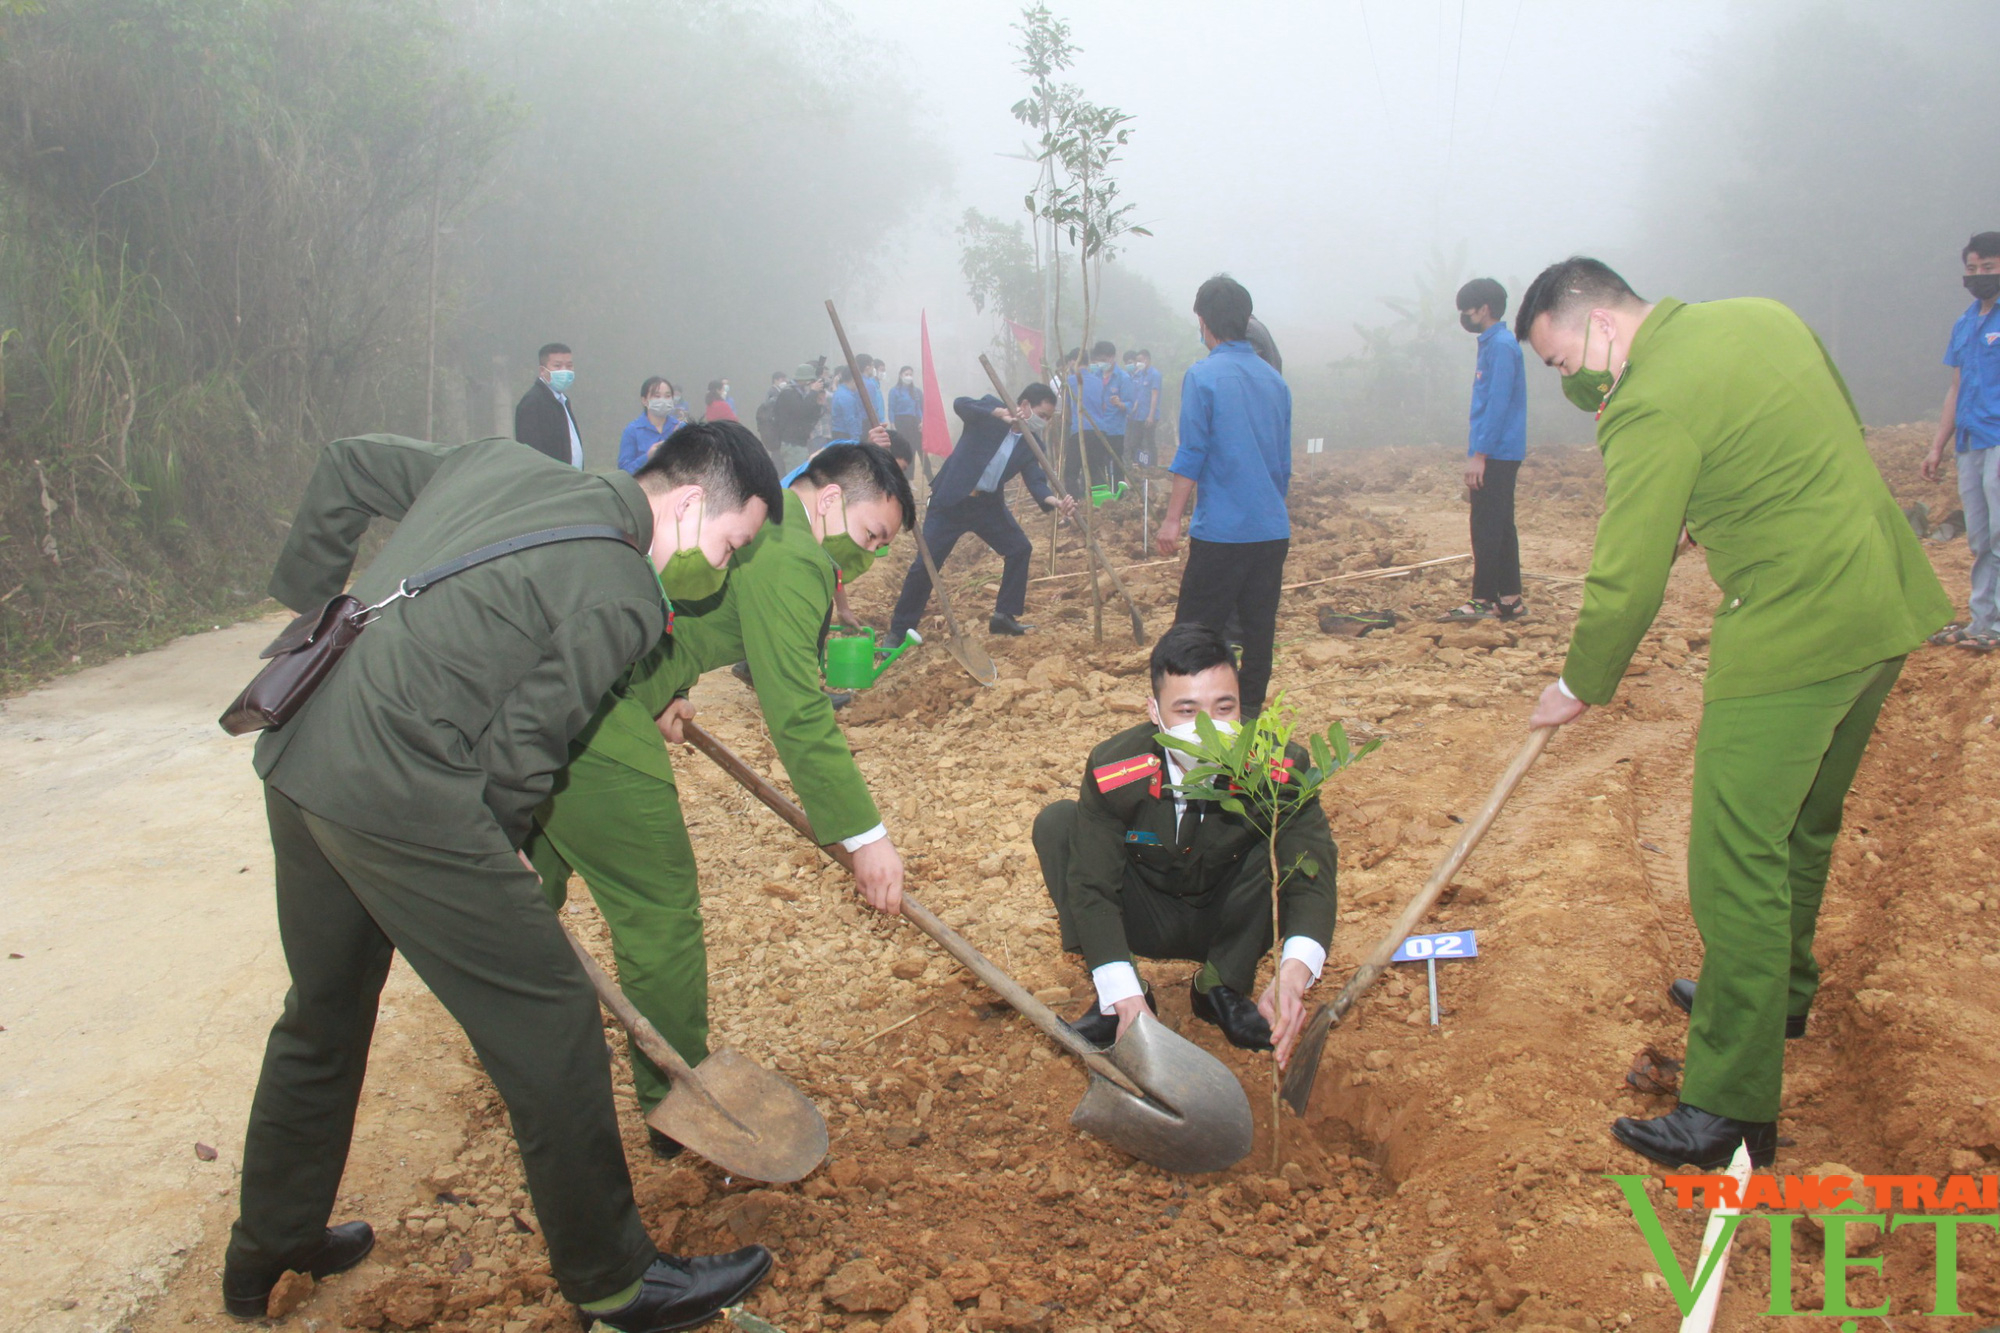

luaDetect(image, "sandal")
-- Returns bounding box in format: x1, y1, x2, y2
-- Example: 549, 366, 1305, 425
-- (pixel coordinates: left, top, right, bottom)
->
1495, 597, 1528, 622
1439, 600, 1495, 622
1960, 631, 2000, 653
1929, 623, 1972, 647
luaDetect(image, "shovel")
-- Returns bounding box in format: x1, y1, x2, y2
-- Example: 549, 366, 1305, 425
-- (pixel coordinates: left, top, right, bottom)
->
682, 720, 1253, 1174
563, 927, 829, 1183
824, 299, 996, 686
1279, 725, 1556, 1115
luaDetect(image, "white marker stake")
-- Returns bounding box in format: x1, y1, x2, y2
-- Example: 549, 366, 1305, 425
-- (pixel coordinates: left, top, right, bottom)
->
1427, 957, 1439, 1026
1678, 1142, 1753, 1333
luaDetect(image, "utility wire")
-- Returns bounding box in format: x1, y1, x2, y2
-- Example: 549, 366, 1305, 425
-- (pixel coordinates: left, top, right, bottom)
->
1488, 0, 1525, 119
1355, 0, 1391, 127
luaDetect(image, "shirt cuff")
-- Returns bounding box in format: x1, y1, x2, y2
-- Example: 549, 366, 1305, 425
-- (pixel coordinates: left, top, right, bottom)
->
1091, 961, 1145, 1014
839, 824, 888, 853
1556, 677, 1578, 701
1281, 936, 1327, 984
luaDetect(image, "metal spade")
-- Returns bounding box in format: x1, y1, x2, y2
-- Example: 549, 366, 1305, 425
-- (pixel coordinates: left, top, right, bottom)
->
565, 929, 829, 1184
683, 721, 1254, 1175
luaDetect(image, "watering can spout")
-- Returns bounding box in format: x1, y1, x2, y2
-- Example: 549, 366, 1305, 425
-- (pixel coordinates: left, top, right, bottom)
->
868, 629, 916, 681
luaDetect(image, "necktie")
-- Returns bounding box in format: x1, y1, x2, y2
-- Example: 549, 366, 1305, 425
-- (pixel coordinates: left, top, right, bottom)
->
1176, 799, 1201, 852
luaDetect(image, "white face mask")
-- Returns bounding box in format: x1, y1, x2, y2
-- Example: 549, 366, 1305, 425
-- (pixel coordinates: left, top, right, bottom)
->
1160, 716, 1237, 766
648, 396, 673, 416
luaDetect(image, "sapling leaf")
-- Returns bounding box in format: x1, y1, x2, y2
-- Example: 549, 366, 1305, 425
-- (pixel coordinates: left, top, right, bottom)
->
1220, 797, 1245, 816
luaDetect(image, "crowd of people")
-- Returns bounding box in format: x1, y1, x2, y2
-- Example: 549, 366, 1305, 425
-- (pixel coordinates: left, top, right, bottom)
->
208, 231, 1988, 1331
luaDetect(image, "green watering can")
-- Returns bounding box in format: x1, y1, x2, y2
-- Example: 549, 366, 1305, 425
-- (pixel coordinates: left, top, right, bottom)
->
822, 626, 916, 689
1089, 481, 1128, 507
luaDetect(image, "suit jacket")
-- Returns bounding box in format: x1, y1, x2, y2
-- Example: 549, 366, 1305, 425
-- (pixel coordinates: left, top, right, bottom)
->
1061, 722, 1337, 972
514, 379, 580, 466
253, 435, 664, 853
1564, 297, 1953, 704
928, 395, 1056, 510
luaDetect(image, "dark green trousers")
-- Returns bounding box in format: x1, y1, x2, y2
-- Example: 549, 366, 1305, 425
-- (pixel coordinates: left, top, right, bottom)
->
227, 785, 657, 1304
1682, 656, 1904, 1122
1032, 799, 1274, 993
525, 747, 708, 1113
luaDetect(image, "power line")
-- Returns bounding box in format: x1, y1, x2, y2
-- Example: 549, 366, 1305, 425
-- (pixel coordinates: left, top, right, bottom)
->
1488, 0, 1525, 119
1356, 0, 1391, 126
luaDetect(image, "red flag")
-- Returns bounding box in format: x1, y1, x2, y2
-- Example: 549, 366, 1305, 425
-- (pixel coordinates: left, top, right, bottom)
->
918, 311, 952, 458
1007, 320, 1047, 377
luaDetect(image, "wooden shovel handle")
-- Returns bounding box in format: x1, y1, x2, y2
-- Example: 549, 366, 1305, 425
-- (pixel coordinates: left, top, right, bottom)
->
562, 927, 700, 1086
1323, 725, 1555, 1026
681, 720, 1148, 1097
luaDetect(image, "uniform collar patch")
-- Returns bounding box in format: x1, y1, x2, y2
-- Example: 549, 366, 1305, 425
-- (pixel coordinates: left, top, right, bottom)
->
1093, 752, 1161, 792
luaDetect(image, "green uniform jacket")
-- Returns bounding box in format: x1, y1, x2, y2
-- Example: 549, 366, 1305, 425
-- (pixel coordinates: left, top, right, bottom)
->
254, 435, 665, 853
1564, 298, 1953, 705
1065, 723, 1337, 971
567, 487, 880, 844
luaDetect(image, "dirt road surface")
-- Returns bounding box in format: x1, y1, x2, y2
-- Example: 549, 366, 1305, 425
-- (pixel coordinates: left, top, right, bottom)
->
0, 620, 472, 1332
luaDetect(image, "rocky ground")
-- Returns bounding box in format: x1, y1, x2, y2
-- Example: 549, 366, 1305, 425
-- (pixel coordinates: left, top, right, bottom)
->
130, 430, 1999, 1333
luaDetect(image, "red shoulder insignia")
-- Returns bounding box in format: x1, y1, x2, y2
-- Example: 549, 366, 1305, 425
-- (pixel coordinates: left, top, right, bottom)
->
1093, 753, 1160, 793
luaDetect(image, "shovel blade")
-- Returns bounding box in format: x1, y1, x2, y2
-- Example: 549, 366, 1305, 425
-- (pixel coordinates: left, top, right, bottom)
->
1279, 1002, 1338, 1116
1069, 1011, 1252, 1174
945, 635, 999, 686
645, 1048, 828, 1184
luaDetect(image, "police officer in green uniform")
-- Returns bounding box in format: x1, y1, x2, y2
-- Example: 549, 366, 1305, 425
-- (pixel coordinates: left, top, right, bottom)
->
523, 441, 915, 1152
226, 429, 783, 1331
1516, 258, 1952, 1171
1032, 624, 1338, 1062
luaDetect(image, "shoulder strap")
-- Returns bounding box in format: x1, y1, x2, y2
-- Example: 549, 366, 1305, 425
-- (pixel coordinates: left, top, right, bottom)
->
359, 524, 642, 622
405, 524, 638, 594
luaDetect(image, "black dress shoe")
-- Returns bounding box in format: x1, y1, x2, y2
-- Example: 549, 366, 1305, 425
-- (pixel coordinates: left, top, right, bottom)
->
1611, 1101, 1777, 1171
1189, 981, 1273, 1051
587, 1248, 774, 1333
988, 612, 1033, 635
1668, 978, 1806, 1039
648, 1126, 687, 1161
1066, 985, 1156, 1050
223, 1221, 375, 1319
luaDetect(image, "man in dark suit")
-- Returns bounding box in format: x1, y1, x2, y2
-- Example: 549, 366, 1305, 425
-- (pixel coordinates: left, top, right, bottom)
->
515, 342, 584, 467
888, 383, 1074, 639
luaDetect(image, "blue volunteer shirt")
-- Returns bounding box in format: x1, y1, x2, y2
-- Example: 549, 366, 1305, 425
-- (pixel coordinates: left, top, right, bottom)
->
1128, 365, 1163, 421
829, 385, 867, 442
618, 415, 669, 474
1468, 323, 1528, 461
1078, 363, 1132, 436
887, 382, 923, 421
1172, 340, 1293, 543
865, 377, 886, 426
1945, 299, 2000, 452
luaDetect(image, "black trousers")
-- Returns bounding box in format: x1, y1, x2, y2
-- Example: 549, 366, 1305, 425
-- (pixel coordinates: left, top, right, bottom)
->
1127, 420, 1156, 464
1064, 431, 1123, 494
889, 491, 1034, 638
229, 787, 657, 1303
1469, 458, 1522, 602
1173, 537, 1289, 715
893, 414, 921, 449
1032, 800, 1274, 994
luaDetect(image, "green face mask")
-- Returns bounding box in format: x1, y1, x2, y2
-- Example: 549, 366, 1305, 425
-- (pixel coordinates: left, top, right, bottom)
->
658, 507, 729, 601
1561, 320, 1617, 414
818, 492, 880, 580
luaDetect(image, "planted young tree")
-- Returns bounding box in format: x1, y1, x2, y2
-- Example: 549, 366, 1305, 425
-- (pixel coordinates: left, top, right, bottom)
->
1158, 693, 1380, 1162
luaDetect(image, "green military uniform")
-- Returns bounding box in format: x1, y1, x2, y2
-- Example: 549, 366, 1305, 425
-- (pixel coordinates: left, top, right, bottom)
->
524, 486, 880, 1111
1032, 722, 1337, 993
236, 436, 667, 1304
1566, 298, 1952, 1122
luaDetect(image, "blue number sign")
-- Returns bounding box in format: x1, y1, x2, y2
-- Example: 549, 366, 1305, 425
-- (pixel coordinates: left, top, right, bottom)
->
1391, 930, 1478, 962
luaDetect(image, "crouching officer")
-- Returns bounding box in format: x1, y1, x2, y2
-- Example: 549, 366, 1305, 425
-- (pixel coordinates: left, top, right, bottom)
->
1031, 623, 1337, 1056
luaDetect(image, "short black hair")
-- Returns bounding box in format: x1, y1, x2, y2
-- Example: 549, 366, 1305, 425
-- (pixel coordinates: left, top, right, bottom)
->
1193, 275, 1253, 342
1018, 382, 1057, 408
858, 354, 877, 373
1965, 232, 2000, 262
1091, 339, 1117, 361
833, 365, 852, 385
640, 375, 669, 399
1513, 257, 1644, 340
802, 442, 917, 532
538, 342, 571, 365
633, 420, 783, 521
706, 379, 727, 399
1150, 622, 1238, 696
883, 429, 916, 471
1136, 349, 1151, 359
1456, 277, 1507, 319
772, 369, 787, 382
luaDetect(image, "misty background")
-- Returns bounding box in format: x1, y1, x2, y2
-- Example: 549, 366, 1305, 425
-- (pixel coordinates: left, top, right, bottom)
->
1, 0, 1997, 672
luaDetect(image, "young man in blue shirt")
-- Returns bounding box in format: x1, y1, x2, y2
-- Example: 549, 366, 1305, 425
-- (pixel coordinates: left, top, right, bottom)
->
1448, 278, 1530, 621
1155, 276, 1293, 716
1923, 230, 2000, 652
1126, 349, 1163, 465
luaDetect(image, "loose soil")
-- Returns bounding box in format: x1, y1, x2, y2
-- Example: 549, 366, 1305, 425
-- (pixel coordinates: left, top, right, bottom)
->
47, 430, 2000, 1332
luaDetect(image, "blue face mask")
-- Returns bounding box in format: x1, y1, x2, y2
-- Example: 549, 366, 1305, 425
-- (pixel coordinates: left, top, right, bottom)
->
547, 368, 575, 393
